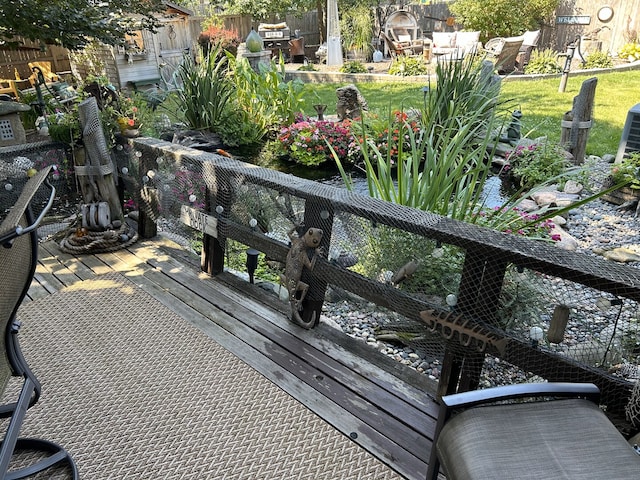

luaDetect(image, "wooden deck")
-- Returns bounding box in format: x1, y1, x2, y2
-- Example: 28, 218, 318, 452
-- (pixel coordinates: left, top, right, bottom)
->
30, 235, 440, 480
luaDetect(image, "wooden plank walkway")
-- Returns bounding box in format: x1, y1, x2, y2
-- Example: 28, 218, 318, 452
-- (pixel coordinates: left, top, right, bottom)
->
30, 236, 440, 480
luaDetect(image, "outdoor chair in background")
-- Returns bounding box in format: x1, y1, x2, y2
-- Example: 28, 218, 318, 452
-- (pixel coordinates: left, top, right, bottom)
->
389, 28, 423, 56
380, 32, 416, 58
426, 382, 640, 480
27, 62, 72, 86
0, 167, 79, 479
516, 30, 541, 71
483, 36, 524, 74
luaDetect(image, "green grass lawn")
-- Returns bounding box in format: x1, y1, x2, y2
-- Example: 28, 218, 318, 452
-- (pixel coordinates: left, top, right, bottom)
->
302, 68, 640, 158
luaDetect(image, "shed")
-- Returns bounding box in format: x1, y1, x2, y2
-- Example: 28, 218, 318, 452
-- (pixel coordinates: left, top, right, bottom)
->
71, 2, 201, 92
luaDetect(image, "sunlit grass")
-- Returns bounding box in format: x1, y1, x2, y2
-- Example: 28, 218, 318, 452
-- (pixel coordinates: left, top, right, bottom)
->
303, 68, 640, 157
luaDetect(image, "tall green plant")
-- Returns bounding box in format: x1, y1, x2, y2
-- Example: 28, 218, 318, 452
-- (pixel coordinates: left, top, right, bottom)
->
333, 57, 507, 220
228, 54, 305, 138
175, 45, 234, 132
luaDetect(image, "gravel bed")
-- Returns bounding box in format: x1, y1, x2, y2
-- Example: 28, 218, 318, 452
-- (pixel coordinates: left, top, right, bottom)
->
319, 156, 640, 387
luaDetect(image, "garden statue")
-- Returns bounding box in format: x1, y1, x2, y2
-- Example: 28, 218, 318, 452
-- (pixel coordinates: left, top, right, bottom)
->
336, 84, 368, 120
281, 226, 324, 329
499, 109, 522, 145
245, 28, 264, 53
0, 100, 30, 146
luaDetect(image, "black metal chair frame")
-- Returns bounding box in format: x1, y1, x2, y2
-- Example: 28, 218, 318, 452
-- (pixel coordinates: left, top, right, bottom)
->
0, 167, 78, 479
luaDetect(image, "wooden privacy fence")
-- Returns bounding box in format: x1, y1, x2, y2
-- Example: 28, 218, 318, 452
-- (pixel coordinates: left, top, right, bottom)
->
113, 137, 640, 423
0, 39, 71, 80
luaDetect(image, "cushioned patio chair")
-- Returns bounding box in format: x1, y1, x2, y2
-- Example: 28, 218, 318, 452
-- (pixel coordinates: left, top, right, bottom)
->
0, 167, 78, 479
427, 382, 640, 480
380, 31, 415, 58
483, 36, 524, 74
516, 30, 541, 70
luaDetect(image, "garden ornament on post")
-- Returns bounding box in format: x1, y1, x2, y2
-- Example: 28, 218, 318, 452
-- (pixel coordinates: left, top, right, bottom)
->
281, 226, 324, 329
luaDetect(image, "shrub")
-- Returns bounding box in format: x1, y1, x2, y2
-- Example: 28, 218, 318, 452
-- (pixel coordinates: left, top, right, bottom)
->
175, 45, 234, 134
334, 57, 505, 218
524, 48, 562, 74
450, 0, 559, 42
198, 25, 241, 56
581, 51, 613, 69
229, 54, 306, 137
618, 42, 640, 62
340, 61, 368, 73
389, 56, 429, 76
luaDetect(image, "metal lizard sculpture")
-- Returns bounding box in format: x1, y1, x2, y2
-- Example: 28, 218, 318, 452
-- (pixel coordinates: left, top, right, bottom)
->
281, 226, 323, 329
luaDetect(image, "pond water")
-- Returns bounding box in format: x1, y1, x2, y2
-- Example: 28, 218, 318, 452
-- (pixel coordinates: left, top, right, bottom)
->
319, 172, 513, 210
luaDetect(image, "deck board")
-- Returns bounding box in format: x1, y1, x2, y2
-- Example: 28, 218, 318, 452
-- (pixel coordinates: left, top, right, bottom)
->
30, 237, 438, 480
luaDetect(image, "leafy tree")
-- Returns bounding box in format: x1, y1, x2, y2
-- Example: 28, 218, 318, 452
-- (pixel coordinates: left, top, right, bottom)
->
0, 0, 165, 50
450, 0, 559, 42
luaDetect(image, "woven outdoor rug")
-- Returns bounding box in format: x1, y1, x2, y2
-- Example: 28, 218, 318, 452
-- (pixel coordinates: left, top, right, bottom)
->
10, 272, 401, 479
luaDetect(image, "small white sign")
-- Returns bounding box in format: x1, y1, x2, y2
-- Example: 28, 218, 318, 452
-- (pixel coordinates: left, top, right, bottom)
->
556, 15, 591, 25
180, 205, 218, 237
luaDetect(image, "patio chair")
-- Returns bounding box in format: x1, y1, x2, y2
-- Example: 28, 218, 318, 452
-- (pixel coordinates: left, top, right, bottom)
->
0, 167, 79, 479
426, 382, 640, 480
516, 30, 541, 71
380, 31, 415, 58
483, 36, 524, 74
389, 29, 423, 56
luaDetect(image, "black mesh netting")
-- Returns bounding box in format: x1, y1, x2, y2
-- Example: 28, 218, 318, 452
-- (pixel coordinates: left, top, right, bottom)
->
1, 141, 78, 222
12, 136, 640, 428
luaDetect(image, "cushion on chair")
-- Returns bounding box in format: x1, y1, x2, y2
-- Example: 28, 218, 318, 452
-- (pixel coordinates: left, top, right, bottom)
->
436, 398, 640, 479
432, 32, 456, 49
455, 31, 480, 53
522, 30, 540, 47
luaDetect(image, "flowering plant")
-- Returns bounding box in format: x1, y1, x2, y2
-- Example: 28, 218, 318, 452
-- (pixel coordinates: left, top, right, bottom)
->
116, 96, 141, 130
356, 111, 421, 164
505, 142, 570, 189
276, 115, 357, 166
472, 206, 560, 242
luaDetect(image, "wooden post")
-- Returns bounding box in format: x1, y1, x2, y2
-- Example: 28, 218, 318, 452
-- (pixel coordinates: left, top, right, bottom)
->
560, 77, 597, 165
200, 161, 230, 276
76, 97, 124, 220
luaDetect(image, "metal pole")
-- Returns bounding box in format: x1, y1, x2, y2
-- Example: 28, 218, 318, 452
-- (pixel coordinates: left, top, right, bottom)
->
558, 37, 578, 93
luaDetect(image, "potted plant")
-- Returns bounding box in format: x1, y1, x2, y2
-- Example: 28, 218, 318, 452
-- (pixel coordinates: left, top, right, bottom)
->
116, 96, 142, 137
340, 5, 374, 62
46, 109, 82, 146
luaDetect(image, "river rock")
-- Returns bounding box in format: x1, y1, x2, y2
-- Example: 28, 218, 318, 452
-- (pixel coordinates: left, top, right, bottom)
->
563, 180, 583, 194
595, 246, 640, 263
552, 225, 578, 251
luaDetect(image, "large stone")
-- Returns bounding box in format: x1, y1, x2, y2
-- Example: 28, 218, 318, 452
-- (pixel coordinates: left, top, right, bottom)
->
552, 224, 578, 251
336, 84, 368, 120
563, 180, 583, 195
595, 246, 640, 263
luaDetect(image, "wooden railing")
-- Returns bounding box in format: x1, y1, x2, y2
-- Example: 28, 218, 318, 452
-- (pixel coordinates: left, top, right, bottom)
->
122, 137, 639, 415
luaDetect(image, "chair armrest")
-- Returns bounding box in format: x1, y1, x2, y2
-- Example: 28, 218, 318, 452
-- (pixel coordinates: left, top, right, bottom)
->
483, 37, 504, 55
442, 382, 601, 410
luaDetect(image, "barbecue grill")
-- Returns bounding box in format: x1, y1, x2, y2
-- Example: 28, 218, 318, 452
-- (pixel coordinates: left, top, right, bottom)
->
257, 23, 291, 51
